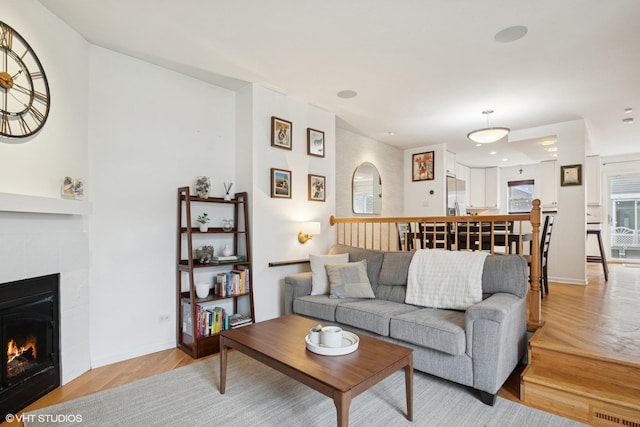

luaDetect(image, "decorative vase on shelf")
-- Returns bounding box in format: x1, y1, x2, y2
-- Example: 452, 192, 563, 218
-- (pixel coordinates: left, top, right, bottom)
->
222, 244, 233, 257
223, 182, 233, 201
199, 224, 208, 232
195, 176, 211, 198
222, 219, 233, 232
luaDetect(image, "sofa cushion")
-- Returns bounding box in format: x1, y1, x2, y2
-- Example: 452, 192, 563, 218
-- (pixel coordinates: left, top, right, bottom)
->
309, 253, 349, 295
335, 299, 419, 336
293, 295, 359, 322
329, 244, 384, 286
390, 308, 466, 356
326, 260, 376, 299
378, 251, 414, 286
481, 255, 528, 298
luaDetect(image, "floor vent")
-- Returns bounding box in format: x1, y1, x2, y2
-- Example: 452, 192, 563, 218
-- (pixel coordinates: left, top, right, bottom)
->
593, 409, 640, 427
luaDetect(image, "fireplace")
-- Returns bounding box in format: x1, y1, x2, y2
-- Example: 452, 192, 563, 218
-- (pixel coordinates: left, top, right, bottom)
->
0, 274, 60, 418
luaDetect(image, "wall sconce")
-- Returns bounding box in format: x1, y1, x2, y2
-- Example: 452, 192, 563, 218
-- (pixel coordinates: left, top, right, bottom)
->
298, 221, 321, 244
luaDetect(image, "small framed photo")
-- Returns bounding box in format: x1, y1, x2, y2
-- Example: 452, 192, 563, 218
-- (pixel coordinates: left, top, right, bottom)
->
307, 128, 325, 157
308, 174, 326, 202
560, 164, 582, 186
412, 151, 434, 181
61, 176, 85, 199
271, 168, 292, 198
271, 116, 292, 150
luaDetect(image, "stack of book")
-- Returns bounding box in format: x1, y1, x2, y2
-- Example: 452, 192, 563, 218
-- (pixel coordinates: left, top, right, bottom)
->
210, 255, 246, 264
182, 299, 238, 337
228, 313, 253, 328
215, 267, 250, 297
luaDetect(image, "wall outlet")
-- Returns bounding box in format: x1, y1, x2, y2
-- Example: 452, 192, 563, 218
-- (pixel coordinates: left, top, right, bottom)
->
159, 314, 170, 322
422, 200, 429, 207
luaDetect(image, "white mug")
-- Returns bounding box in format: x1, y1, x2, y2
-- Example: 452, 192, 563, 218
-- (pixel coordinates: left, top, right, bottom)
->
309, 326, 321, 345
321, 326, 343, 348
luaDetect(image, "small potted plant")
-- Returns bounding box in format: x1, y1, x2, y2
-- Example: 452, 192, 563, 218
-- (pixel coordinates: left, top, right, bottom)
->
196, 213, 210, 232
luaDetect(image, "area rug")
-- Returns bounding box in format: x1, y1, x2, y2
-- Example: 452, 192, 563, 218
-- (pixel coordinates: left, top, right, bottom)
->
24, 351, 585, 426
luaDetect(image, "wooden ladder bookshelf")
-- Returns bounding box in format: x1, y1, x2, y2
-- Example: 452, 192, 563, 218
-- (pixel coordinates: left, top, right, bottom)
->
176, 187, 254, 358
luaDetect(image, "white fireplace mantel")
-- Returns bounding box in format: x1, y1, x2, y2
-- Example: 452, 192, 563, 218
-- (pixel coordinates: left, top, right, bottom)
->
0, 192, 91, 215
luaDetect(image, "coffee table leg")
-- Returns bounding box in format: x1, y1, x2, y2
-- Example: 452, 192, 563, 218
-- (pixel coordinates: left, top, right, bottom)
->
334, 390, 352, 427
405, 356, 413, 421
220, 337, 228, 394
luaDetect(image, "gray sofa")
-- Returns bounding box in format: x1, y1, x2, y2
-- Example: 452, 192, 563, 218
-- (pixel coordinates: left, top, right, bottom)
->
284, 244, 528, 405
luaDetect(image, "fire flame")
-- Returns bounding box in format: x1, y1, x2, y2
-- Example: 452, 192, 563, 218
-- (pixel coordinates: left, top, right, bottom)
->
7, 337, 37, 364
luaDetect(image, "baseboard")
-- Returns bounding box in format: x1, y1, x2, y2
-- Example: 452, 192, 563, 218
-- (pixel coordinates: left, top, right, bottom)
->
90, 340, 175, 369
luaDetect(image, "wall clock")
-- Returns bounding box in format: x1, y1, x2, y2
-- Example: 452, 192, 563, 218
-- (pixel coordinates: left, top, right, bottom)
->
0, 21, 50, 139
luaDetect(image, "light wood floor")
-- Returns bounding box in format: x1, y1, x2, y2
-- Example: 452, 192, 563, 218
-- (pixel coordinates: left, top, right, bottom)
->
12, 263, 639, 424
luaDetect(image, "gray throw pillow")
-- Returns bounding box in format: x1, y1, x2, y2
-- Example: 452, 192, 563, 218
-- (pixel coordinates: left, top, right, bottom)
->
326, 260, 375, 299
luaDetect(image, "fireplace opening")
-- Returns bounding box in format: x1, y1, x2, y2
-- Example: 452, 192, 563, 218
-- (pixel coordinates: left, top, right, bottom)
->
1, 274, 60, 419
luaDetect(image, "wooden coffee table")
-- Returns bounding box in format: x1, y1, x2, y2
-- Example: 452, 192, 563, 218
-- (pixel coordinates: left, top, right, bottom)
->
220, 315, 413, 426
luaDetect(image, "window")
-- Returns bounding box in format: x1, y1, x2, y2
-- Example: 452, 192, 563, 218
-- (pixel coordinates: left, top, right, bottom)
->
508, 179, 535, 213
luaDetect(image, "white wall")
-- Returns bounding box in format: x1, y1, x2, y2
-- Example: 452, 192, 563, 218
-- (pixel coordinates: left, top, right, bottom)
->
87, 46, 237, 367
510, 120, 588, 285
1, 1, 89, 197
404, 144, 447, 216
241, 85, 336, 321
335, 128, 404, 218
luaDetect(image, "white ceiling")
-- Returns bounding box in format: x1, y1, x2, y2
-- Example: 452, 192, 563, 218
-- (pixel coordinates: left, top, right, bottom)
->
38, 0, 640, 167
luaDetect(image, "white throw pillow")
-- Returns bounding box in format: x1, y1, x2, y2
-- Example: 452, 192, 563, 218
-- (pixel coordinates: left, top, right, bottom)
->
310, 253, 349, 295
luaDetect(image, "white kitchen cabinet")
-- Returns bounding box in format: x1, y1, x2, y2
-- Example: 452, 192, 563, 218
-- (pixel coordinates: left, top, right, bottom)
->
446, 151, 456, 176
586, 156, 601, 206
455, 163, 470, 206
468, 167, 500, 209
539, 160, 557, 208
484, 167, 500, 209
454, 162, 468, 181
468, 168, 486, 208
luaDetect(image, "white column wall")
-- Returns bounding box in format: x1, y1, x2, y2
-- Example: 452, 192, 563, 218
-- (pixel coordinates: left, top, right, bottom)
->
87, 46, 237, 367
239, 85, 336, 322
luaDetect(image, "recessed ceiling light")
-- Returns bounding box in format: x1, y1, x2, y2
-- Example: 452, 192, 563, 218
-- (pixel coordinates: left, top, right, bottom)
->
541, 140, 555, 146
552, 153, 558, 157
494, 26, 528, 43
502, 158, 508, 162
622, 117, 634, 124
337, 90, 358, 99
475, 143, 482, 147
489, 151, 497, 155
386, 131, 395, 136
624, 108, 633, 114
547, 147, 558, 152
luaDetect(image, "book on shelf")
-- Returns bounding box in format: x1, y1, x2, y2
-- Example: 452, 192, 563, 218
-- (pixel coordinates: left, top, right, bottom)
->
215, 273, 228, 297
182, 298, 229, 337
214, 267, 250, 297
210, 255, 246, 263
228, 313, 252, 328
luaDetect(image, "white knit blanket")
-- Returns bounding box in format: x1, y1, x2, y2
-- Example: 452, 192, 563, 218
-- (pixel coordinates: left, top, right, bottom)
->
405, 249, 489, 310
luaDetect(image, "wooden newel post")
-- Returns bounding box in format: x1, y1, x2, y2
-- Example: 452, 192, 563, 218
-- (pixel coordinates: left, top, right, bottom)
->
528, 199, 543, 330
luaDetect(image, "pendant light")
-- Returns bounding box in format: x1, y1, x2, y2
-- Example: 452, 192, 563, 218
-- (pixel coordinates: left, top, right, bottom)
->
467, 110, 510, 144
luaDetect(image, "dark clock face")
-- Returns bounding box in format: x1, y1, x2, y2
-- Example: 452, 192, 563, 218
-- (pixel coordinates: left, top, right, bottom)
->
0, 21, 50, 139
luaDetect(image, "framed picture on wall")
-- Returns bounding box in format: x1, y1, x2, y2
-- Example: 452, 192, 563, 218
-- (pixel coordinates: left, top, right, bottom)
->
271, 168, 292, 198
412, 151, 434, 181
271, 116, 292, 150
560, 164, 582, 186
308, 174, 326, 201
307, 128, 325, 157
